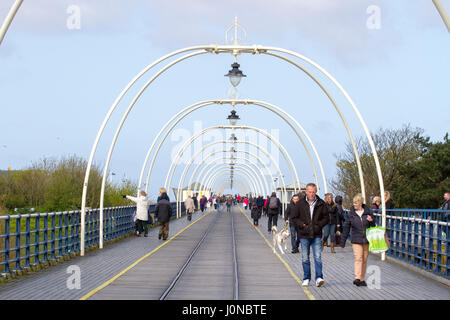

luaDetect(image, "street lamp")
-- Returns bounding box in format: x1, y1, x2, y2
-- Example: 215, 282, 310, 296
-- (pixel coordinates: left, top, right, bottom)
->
225, 62, 246, 87
227, 110, 240, 126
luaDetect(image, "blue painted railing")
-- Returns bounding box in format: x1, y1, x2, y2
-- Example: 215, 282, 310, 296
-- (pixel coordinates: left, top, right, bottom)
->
343, 209, 449, 278
0, 202, 184, 276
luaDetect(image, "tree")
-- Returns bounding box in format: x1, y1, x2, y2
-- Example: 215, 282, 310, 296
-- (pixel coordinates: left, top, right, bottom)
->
331, 125, 425, 208
391, 134, 449, 208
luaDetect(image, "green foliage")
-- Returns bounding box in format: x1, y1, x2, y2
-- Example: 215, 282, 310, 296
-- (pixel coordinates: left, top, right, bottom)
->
391, 133, 449, 208
332, 125, 448, 208
0, 155, 137, 213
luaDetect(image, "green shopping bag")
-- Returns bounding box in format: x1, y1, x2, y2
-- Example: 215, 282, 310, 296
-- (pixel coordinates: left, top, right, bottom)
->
366, 226, 388, 253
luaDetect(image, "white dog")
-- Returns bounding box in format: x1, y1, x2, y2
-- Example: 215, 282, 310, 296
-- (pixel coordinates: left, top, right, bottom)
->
272, 225, 290, 254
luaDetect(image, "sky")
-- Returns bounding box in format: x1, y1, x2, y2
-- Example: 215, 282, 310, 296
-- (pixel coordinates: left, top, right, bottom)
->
0, 0, 449, 200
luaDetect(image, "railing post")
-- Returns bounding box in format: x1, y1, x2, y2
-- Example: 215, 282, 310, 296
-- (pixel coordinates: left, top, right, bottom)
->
427, 219, 434, 271
50, 214, 56, 260
14, 216, 22, 271
34, 215, 40, 265
43, 214, 49, 263
3, 217, 11, 274
63, 213, 69, 255
24, 216, 31, 268
413, 217, 419, 266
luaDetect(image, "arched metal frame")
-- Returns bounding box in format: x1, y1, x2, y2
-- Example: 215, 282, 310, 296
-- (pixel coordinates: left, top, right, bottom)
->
205, 168, 258, 199
205, 167, 259, 198
139, 98, 324, 196
165, 126, 300, 207
207, 173, 256, 199
215, 177, 249, 195
0, 0, 23, 45
178, 154, 272, 210
175, 140, 288, 217
140, 98, 337, 198
186, 151, 287, 216
187, 141, 287, 200
79, 44, 386, 261
211, 172, 256, 197
183, 157, 284, 218
186, 140, 285, 196
201, 163, 285, 216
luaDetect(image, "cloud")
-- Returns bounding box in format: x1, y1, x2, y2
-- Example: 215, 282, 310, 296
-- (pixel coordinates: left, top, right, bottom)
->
1, 0, 447, 64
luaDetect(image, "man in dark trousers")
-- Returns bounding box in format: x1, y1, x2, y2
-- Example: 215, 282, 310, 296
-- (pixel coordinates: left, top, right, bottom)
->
155, 192, 172, 240
291, 183, 329, 288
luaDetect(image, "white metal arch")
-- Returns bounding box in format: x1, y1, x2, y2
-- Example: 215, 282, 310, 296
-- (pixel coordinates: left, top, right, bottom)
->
139, 98, 325, 197
186, 141, 284, 196
180, 149, 287, 218
204, 167, 260, 199
215, 177, 249, 196
179, 157, 273, 218
79, 44, 385, 259
209, 172, 256, 199
199, 161, 285, 217
187, 141, 287, 200
178, 154, 271, 207
205, 168, 258, 199
165, 125, 301, 203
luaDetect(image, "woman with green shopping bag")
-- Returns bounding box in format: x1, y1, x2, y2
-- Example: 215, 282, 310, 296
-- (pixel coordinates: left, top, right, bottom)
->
339, 194, 386, 287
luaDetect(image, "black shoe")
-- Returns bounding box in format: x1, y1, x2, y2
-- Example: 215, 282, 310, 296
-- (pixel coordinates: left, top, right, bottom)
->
359, 281, 367, 287
162, 238, 167, 241
158, 235, 161, 240
291, 248, 299, 253
353, 279, 361, 286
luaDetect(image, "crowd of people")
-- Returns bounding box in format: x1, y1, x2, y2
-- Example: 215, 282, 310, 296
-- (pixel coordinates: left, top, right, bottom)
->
122, 186, 449, 289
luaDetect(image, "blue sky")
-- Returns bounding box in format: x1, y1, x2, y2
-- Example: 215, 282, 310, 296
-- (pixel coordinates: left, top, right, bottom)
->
0, 0, 449, 200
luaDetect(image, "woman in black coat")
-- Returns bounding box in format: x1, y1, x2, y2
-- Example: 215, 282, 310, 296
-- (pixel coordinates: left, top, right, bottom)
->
339, 194, 376, 287
322, 193, 340, 253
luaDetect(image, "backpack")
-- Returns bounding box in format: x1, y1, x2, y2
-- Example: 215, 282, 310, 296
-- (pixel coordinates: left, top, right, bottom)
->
269, 197, 278, 209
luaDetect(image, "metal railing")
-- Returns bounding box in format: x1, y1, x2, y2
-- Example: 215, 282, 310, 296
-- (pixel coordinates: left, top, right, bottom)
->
343, 209, 449, 278
0, 202, 184, 276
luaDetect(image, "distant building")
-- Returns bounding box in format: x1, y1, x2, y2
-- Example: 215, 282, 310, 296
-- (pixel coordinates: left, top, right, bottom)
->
172, 182, 211, 202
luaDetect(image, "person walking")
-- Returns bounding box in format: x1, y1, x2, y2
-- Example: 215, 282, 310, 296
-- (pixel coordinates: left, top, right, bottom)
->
370, 196, 381, 212
265, 192, 281, 234
193, 193, 199, 211
251, 198, 260, 227
442, 192, 450, 209
334, 195, 345, 245
285, 194, 300, 253
157, 188, 170, 202
339, 194, 376, 287
384, 191, 394, 210
440, 192, 450, 221
322, 193, 340, 253
184, 194, 195, 221
124, 191, 151, 237
291, 183, 329, 287
226, 196, 232, 213
263, 195, 269, 217
216, 195, 222, 212
155, 192, 172, 240
243, 197, 249, 210
257, 195, 264, 219
200, 195, 207, 213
